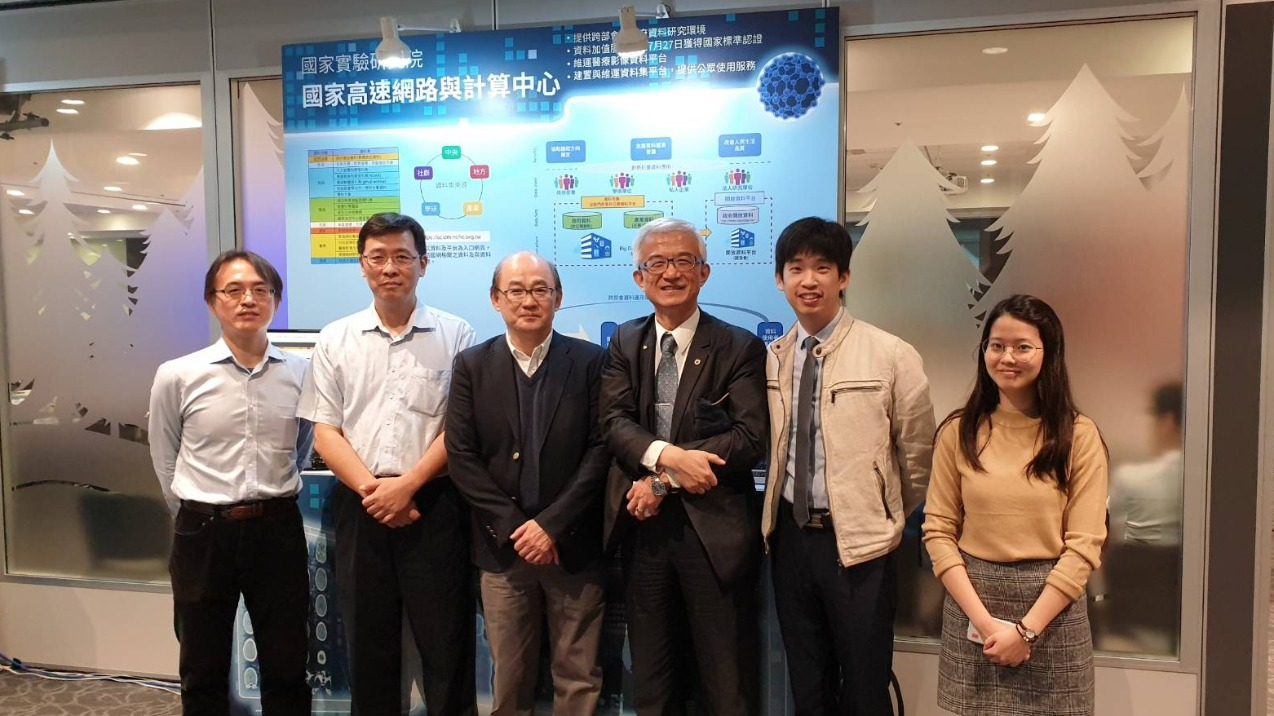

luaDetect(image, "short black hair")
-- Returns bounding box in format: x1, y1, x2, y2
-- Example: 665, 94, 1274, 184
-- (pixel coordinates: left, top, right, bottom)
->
1152, 381, 1183, 427
774, 216, 853, 276
358, 212, 427, 256
203, 250, 283, 303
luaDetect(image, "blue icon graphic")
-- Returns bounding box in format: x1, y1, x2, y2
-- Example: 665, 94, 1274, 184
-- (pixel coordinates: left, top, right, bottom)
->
580, 233, 612, 260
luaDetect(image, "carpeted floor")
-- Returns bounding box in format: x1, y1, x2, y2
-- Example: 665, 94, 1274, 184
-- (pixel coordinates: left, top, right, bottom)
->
0, 669, 180, 715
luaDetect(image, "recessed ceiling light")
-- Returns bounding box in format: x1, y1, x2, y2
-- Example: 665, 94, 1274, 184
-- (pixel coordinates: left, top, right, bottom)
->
103, 186, 122, 192
131, 204, 148, 211
980, 145, 999, 152
1027, 112, 1047, 123
97, 209, 111, 214
56, 108, 79, 115
116, 156, 141, 166
145, 113, 202, 130
18, 208, 34, 215
128, 152, 148, 157
61, 99, 85, 106
980, 159, 998, 166
6, 189, 25, 197
980, 177, 995, 184
982, 47, 1009, 55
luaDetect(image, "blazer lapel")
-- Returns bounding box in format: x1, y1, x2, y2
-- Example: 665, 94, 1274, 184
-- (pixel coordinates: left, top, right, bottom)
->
671, 316, 715, 439
637, 319, 658, 431
485, 339, 520, 438
537, 334, 573, 452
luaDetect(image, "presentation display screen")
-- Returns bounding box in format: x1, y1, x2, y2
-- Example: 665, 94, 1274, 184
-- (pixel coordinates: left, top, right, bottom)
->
275, 7, 840, 340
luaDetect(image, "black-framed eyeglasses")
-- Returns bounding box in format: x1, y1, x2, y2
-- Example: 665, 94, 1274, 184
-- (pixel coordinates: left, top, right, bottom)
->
213, 286, 275, 302
496, 286, 557, 302
638, 255, 704, 274
360, 253, 421, 268
982, 340, 1042, 360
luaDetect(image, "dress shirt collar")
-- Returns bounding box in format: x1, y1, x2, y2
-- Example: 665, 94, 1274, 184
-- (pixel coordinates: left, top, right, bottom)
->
506, 331, 554, 377
794, 307, 843, 351
653, 307, 701, 353
354, 299, 435, 337
206, 337, 285, 372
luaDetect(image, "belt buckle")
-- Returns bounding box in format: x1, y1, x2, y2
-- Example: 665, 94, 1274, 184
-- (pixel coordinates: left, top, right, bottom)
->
806, 511, 831, 530
222, 504, 263, 520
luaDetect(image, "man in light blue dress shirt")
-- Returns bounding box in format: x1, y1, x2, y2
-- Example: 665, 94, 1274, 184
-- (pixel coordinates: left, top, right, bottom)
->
149, 250, 313, 715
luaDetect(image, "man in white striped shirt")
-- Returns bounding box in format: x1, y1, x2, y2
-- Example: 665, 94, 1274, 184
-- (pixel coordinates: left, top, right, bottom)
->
148, 250, 313, 715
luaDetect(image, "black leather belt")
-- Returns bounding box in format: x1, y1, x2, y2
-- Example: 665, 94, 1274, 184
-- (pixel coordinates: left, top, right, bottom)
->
180, 497, 297, 520
782, 499, 833, 531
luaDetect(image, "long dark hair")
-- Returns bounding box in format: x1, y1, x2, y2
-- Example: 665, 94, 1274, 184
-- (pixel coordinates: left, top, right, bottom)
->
941, 294, 1079, 488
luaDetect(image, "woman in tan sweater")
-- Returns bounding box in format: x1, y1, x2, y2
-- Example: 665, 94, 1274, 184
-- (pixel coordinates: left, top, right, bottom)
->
923, 294, 1107, 716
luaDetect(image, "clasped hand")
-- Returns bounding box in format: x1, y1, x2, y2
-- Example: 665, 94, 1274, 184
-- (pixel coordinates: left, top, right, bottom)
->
658, 445, 723, 494
360, 477, 421, 527
982, 622, 1032, 668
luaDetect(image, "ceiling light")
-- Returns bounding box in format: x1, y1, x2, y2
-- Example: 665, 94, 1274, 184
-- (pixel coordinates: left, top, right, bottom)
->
982, 47, 1009, 55
1027, 112, 1047, 123
131, 204, 148, 211
6, 189, 25, 197
18, 208, 34, 215
980, 177, 995, 184
376, 17, 412, 69
103, 186, 122, 192
129, 152, 148, 157
97, 209, 111, 214
56, 108, 79, 115
980, 159, 997, 166
61, 99, 85, 106
613, 5, 649, 58
116, 156, 141, 166
145, 113, 202, 130
980, 145, 999, 152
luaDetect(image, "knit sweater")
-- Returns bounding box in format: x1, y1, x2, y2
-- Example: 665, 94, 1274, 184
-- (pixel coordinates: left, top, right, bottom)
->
922, 405, 1108, 600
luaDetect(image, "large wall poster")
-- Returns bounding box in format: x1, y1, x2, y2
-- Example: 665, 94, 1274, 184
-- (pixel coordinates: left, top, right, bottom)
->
280, 8, 840, 341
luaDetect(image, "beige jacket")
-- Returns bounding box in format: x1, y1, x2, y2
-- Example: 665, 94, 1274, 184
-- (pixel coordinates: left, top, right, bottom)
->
762, 313, 935, 567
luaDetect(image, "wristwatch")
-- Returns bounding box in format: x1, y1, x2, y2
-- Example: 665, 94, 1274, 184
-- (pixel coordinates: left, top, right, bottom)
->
649, 474, 669, 498
1015, 621, 1038, 644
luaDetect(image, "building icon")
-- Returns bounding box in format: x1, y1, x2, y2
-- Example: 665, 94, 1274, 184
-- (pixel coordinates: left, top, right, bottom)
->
730, 228, 756, 248
580, 233, 612, 260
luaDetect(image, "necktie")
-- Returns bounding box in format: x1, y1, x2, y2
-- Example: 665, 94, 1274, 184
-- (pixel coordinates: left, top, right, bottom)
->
794, 336, 819, 526
655, 332, 678, 441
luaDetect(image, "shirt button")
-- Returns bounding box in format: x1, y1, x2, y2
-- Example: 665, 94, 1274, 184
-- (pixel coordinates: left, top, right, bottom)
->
512, 451, 520, 461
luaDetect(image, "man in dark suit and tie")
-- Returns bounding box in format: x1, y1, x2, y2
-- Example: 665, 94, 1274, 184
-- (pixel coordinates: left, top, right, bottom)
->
601, 217, 768, 716
447, 251, 610, 716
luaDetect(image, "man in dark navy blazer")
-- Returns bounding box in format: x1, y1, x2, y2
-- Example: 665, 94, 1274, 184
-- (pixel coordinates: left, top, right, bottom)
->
600, 217, 768, 716
447, 251, 610, 716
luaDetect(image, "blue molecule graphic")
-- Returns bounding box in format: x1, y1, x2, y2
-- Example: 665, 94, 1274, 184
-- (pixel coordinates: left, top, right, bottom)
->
757, 52, 825, 120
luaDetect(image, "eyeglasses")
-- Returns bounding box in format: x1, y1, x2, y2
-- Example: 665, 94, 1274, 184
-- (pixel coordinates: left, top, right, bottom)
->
212, 286, 275, 302
360, 253, 421, 268
496, 286, 557, 302
983, 340, 1042, 360
638, 255, 704, 274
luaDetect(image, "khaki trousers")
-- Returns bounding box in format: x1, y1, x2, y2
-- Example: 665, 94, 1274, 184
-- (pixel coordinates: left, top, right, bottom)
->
480, 560, 606, 716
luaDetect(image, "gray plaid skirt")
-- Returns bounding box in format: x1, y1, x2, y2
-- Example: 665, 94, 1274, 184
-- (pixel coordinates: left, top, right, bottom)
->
938, 553, 1094, 716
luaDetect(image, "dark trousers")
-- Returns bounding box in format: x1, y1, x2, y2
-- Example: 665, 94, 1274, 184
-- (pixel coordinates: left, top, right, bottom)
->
623, 497, 760, 716
333, 479, 477, 716
169, 501, 310, 716
772, 500, 898, 716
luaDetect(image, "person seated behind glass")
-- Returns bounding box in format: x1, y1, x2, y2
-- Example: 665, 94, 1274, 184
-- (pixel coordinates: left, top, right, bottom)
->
1105, 381, 1183, 654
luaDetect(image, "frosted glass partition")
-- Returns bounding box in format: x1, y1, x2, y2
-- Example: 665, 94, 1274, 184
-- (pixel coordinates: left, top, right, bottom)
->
0, 84, 210, 581
844, 17, 1192, 658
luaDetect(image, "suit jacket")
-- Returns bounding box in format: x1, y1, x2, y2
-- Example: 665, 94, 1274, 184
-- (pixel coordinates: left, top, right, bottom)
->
600, 311, 768, 586
446, 332, 610, 573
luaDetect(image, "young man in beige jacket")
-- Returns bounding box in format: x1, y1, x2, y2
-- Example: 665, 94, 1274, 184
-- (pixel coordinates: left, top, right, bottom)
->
762, 216, 935, 716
